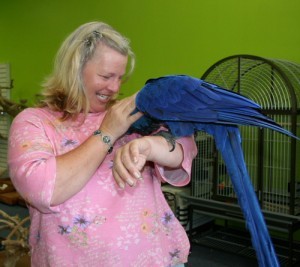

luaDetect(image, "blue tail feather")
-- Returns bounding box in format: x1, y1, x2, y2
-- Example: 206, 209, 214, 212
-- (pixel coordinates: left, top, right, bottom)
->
213, 126, 279, 267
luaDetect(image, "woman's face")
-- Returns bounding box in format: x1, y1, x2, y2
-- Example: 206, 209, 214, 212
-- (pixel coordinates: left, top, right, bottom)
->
82, 44, 128, 113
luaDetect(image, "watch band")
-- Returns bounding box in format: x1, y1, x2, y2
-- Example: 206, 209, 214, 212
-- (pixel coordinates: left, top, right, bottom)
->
93, 130, 113, 154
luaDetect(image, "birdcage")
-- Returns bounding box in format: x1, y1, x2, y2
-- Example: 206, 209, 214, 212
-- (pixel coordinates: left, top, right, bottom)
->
191, 54, 300, 216
0, 63, 12, 177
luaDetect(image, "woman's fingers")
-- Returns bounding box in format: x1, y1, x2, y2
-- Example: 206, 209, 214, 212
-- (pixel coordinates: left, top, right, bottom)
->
112, 141, 144, 189
101, 95, 143, 139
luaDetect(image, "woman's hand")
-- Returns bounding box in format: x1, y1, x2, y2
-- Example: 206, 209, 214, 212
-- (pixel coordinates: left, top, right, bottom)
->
112, 135, 184, 189
100, 94, 143, 143
112, 137, 151, 189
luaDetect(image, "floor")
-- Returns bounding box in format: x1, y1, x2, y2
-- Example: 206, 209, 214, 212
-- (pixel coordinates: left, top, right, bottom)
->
188, 223, 300, 267
187, 245, 258, 267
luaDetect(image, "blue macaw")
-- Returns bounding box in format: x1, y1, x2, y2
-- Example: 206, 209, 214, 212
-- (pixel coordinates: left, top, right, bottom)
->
129, 75, 300, 267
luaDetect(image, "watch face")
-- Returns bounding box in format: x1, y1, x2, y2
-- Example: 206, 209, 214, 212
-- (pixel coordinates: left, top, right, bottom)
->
103, 135, 111, 144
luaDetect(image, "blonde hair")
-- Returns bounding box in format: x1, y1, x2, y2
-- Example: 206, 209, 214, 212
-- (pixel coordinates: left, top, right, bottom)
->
40, 21, 135, 120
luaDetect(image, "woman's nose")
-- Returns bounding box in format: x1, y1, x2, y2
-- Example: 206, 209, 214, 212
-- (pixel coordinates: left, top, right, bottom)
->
108, 78, 121, 92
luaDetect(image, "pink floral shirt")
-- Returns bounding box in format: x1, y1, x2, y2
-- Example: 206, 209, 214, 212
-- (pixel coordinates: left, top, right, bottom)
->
8, 107, 197, 267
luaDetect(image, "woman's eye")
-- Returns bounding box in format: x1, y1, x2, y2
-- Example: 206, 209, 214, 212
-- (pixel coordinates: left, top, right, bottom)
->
98, 74, 110, 80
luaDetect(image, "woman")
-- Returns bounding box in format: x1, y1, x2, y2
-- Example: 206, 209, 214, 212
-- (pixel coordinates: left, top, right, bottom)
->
8, 21, 197, 267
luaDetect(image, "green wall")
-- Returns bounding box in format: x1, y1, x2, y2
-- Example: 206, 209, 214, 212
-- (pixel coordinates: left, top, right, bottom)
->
1, 0, 300, 105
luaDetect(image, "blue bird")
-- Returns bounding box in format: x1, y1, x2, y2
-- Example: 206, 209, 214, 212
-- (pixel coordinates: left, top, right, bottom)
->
129, 75, 300, 267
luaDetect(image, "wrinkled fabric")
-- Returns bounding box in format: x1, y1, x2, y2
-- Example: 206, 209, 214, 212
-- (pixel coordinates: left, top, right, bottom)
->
8, 107, 197, 267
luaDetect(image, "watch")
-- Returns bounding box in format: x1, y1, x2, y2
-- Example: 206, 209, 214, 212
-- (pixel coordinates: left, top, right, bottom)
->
93, 130, 113, 154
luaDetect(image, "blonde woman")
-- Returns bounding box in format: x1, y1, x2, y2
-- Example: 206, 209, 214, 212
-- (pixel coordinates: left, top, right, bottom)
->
8, 21, 197, 267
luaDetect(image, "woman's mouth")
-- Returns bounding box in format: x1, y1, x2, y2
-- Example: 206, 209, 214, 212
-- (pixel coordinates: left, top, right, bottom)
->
96, 93, 110, 101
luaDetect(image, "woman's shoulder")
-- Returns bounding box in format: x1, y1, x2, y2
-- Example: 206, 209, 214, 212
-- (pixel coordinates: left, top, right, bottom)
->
14, 107, 59, 120
11, 107, 63, 130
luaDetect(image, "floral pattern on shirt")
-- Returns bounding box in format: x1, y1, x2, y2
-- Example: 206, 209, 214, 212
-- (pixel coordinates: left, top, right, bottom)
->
58, 214, 107, 247
8, 107, 198, 267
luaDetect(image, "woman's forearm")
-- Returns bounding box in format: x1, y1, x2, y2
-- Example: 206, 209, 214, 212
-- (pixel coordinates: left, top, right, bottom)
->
51, 134, 109, 206
143, 135, 184, 168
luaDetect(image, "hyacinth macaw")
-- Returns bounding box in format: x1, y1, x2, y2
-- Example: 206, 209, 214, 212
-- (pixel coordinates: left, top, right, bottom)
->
129, 75, 300, 267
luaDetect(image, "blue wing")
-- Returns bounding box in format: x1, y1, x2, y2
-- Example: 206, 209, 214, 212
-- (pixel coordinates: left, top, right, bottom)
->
127, 74, 300, 267
130, 75, 299, 139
